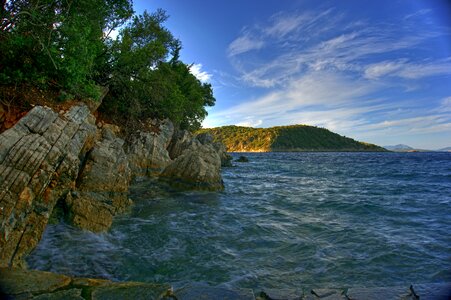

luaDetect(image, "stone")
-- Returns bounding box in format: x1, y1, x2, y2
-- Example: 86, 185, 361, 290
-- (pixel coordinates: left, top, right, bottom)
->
33, 288, 84, 300
0, 267, 71, 296
65, 129, 132, 232
196, 132, 214, 145
0, 105, 97, 267
91, 282, 171, 300
174, 284, 255, 300
127, 119, 174, 176
167, 129, 194, 159
213, 142, 233, 167
256, 289, 302, 300
346, 286, 413, 300
161, 142, 224, 191
235, 156, 249, 162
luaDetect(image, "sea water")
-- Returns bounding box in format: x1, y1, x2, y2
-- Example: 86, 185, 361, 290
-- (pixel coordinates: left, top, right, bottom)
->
27, 152, 451, 290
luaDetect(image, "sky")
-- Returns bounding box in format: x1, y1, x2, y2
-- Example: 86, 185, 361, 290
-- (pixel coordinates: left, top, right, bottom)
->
133, 0, 451, 149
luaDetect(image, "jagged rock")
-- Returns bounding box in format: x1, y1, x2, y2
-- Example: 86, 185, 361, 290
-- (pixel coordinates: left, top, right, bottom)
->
167, 128, 194, 159
196, 132, 214, 145
66, 127, 132, 232
0, 105, 97, 267
161, 142, 224, 191
127, 119, 174, 176
213, 142, 233, 167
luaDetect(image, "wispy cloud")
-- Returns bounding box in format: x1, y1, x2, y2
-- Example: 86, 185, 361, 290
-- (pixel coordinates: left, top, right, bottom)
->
227, 31, 265, 56
190, 63, 212, 82
364, 59, 451, 79
211, 5, 451, 148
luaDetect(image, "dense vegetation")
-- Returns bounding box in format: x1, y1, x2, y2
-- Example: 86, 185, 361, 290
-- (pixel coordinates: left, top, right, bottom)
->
199, 125, 386, 152
0, 0, 214, 131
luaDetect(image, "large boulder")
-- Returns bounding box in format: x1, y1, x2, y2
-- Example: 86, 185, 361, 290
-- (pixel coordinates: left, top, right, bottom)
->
65, 127, 132, 232
0, 105, 97, 267
161, 142, 224, 191
127, 119, 174, 176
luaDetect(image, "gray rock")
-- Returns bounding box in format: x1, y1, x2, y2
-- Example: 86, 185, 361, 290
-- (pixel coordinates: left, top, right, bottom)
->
91, 282, 171, 300
175, 284, 255, 300
0, 267, 71, 296
167, 128, 194, 160
66, 130, 132, 232
127, 119, 174, 177
161, 143, 224, 191
33, 288, 84, 300
196, 132, 214, 145
0, 105, 97, 267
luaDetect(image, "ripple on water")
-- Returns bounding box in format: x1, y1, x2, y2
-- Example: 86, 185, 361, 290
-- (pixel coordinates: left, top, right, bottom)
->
27, 152, 451, 289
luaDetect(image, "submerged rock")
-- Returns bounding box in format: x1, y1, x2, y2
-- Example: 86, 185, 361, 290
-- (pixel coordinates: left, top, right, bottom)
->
236, 155, 249, 162
161, 142, 224, 191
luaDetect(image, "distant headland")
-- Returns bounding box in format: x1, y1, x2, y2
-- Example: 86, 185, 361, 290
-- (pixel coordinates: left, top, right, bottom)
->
198, 125, 387, 152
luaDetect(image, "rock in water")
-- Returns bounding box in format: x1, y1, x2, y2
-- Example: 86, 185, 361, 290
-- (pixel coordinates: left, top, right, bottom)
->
127, 119, 174, 176
236, 156, 249, 162
0, 105, 97, 267
161, 142, 224, 191
65, 127, 132, 232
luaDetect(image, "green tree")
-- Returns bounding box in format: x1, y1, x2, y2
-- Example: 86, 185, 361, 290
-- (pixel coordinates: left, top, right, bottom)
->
0, 0, 133, 98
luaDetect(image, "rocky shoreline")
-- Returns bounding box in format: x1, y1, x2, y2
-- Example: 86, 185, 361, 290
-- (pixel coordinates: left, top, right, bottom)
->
0, 103, 231, 268
1, 267, 450, 300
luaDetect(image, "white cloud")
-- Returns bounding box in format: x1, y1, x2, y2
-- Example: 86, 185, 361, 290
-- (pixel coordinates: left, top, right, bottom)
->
236, 119, 263, 127
364, 60, 451, 80
404, 9, 432, 20
190, 63, 211, 82
227, 33, 265, 56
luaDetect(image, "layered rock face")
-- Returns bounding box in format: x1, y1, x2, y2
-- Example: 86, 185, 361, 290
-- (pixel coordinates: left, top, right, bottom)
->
127, 119, 174, 176
0, 104, 229, 267
0, 105, 97, 267
66, 127, 132, 232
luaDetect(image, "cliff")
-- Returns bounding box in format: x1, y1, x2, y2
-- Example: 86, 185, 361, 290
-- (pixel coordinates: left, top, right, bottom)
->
198, 125, 386, 152
0, 104, 230, 268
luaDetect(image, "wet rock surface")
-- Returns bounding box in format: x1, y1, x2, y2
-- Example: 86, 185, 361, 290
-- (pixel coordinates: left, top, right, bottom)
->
1, 268, 449, 300
0, 105, 229, 266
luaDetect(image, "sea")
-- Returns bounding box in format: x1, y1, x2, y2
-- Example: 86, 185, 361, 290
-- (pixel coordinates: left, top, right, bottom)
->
27, 152, 451, 290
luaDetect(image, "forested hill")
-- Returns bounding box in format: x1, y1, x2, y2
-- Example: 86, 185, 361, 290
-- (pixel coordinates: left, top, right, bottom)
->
198, 125, 387, 152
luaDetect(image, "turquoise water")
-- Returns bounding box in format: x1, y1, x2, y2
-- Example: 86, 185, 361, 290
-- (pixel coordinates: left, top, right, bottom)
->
28, 152, 451, 290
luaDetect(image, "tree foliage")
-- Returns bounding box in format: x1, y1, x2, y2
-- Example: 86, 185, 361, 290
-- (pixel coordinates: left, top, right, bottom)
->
0, 1, 215, 131
198, 125, 387, 152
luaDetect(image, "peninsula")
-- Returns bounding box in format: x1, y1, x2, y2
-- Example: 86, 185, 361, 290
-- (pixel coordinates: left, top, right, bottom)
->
199, 125, 386, 152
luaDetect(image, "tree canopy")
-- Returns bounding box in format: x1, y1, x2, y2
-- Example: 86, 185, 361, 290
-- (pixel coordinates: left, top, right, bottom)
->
0, 0, 215, 131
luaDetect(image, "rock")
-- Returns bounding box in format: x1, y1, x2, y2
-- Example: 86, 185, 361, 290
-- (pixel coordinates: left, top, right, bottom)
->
0, 267, 170, 300
127, 119, 174, 176
236, 155, 249, 162
33, 288, 84, 300
0, 105, 97, 267
167, 128, 194, 160
213, 142, 233, 167
65, 128, 132, 232
175, 284, 255, 300
91, 282, 171, 300
0, 267, 71, 296
161, 142, 224, 191
196, 132, 214, 145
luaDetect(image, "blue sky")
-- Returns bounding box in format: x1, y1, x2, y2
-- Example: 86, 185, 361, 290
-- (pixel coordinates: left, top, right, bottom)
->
134, 0, 451, 149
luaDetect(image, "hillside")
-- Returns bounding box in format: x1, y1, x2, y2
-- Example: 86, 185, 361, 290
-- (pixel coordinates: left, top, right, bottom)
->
198, 125, 386, 152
